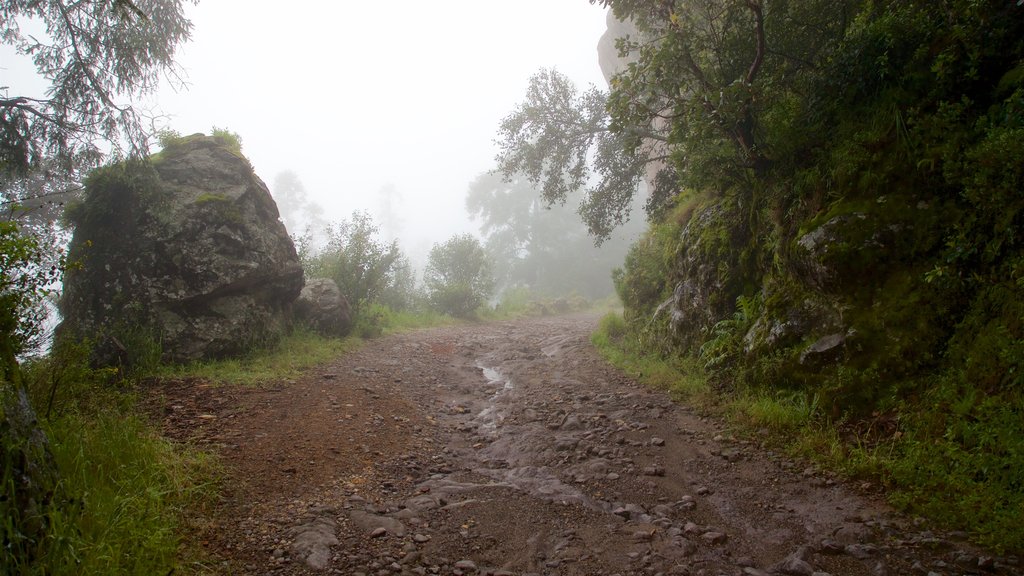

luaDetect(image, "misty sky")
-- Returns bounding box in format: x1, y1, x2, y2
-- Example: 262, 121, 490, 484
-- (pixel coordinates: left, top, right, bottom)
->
149, 1, 613, 263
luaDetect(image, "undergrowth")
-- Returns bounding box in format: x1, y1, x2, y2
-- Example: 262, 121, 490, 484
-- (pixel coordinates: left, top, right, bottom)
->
3, 349, 219, 576
591, 311, 1024, 553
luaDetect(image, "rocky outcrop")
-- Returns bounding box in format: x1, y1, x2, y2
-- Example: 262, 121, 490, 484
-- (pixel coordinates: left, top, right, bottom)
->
294, 278, 352, 338
597, 10, 639, 83
59, 134, 304, 364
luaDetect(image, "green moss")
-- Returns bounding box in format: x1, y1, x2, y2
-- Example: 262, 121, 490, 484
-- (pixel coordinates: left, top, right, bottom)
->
193, 192, 229, 204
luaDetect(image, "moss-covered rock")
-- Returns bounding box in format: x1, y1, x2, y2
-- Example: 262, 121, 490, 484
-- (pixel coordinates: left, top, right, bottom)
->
59, 135, 303, 364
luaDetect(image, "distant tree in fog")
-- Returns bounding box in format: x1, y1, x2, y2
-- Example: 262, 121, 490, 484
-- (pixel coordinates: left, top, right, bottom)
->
271, 170, 326, 235
466, 171, 636, 299
493, 68, 673, 241
375, 183, 403, 242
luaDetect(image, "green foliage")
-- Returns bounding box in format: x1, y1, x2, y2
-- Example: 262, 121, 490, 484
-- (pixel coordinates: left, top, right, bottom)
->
590, 0, 1024, 551
591, 311, 710, 400
0, 0, 193, 177
210, 126, 243, 154
494, 69, 666, 239
424, 234, 495, 318
484, 286, 593, 320
0, 221, 61, 379
0, 345, 217, 576
303, 211, 404, 319
699, 293, 761, 372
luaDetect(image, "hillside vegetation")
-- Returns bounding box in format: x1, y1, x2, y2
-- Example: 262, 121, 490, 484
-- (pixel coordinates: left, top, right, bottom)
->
585, 0, 1024, 551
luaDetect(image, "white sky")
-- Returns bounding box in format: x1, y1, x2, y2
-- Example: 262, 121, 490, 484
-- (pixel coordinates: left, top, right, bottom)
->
150, 0, 612, 262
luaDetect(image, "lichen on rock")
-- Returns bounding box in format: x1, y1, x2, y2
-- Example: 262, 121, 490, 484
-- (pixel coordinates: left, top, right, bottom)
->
59, 134, 304, 364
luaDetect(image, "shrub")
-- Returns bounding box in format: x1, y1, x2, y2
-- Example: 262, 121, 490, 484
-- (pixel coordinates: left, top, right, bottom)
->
424, 234, 494, 318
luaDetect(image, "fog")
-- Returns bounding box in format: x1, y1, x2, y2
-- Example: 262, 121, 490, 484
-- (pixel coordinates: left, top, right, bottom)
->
149, 1, 614, 265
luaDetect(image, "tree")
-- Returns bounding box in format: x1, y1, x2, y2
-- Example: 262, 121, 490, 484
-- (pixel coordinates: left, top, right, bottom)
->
271, 170, 326, 235
495, 1, 857, 239
0, 2, 194, 565
494, 68, 671, 241
1, 0, 194, 347
424, 234, 494, 318
1, 0, 194, 183
466, 170, 640, 299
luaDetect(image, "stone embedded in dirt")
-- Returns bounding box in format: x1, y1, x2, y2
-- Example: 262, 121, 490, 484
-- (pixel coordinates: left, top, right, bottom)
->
290, 517, 339, 570
642, 464, 665, 476
675, 495, 696, 510
413, 533, 431, 543
632, 530, 654, 542
773, 553, 815, 576
454, 559, 477, 571
742, 567, 771, 576
817, 539, 845, 554
845, 543, 878, 559
350, 510, 407, 537
701, 531, 727, 545
651, 437, 666, 446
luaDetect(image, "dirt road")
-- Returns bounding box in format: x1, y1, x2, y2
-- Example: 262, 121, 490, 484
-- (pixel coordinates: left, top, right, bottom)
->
149, 314, 1020, 575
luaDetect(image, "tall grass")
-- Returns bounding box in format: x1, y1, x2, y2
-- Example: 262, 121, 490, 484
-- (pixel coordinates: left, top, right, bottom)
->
3, 350, 219, 576
591, 312, 710, 401
34, 410, 218, 575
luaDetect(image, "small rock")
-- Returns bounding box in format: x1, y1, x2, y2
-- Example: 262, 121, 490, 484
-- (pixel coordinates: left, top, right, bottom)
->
633, 530, 654, 542
774, 555, 814, 576
651, 437, 666, 446
413, 533, 431, 543
454, 559, 477, 571
642, 465, 665, 477
701, 531, 727, 545
370, 527, 388, 538
845, 543, 877, 559
817, 539, 844, 554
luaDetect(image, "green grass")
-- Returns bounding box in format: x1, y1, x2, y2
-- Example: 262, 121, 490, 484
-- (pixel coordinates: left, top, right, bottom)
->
159, 327, 362, 386
4, 358, 219, 576
591, 312, 711, 401
36, 410, 219, 575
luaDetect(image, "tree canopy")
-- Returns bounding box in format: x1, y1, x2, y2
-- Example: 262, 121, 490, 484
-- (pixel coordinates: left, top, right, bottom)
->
495, 0, 860, 240
1, 0, 193, 184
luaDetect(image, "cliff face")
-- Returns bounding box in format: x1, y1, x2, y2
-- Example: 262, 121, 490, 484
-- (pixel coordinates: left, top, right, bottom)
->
597, 9, 637, 83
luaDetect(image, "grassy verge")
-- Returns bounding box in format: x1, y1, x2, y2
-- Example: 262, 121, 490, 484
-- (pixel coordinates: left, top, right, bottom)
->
591, 311, 1024, 553
159, 327, 363, 386
4, 351, 220, 576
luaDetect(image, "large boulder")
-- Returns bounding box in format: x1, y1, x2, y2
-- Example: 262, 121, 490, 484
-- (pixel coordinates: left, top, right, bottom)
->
59, 134, 304, 364
294, 278, 353, 337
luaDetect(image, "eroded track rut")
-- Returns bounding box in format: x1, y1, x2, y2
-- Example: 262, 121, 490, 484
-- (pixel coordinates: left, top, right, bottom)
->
148, 314, 1020, 576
